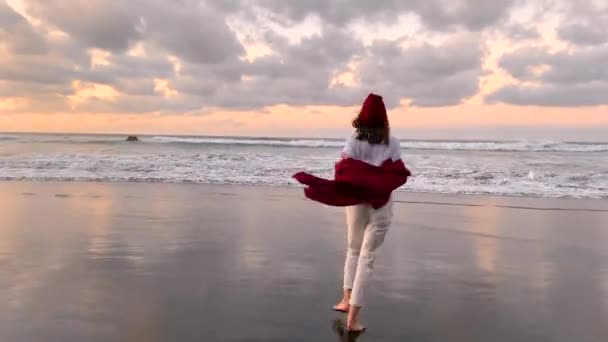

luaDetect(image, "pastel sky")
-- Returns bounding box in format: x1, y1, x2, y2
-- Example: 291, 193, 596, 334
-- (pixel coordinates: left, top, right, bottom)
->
1, 0, 607, 140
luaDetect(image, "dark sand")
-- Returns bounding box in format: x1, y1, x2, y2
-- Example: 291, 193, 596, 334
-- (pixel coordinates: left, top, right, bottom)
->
1, 181, 607, 341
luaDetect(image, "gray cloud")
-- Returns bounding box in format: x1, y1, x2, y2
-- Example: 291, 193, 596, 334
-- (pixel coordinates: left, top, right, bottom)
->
3, 0, 602, 114
0, 2, 47, 54
487, 45, 608, 106
486, 83, 608, 107
111, 79, 157, 96
24, 0, 141, 53
22, 0, 244, 63
0, 80, 72, 98
172, 25, 366, 109
2, 0, 244, 113
502, 24, 540, 41
555, 0, 608, 46
496, 47, 548, 80
498, 46, 608, 85
1, 0, 488, 113
171, 29, 483, 109
0, 54, 75, 85
256, 0, 516, 30
542, 51, 608, 85
141, 1, 245, 64
255, 0, 401, 26
359, 34, 483, 107
409, 0, 517, 31
82, 54, 175, 84
488, 1, 608, 106
558, 22, 608, 46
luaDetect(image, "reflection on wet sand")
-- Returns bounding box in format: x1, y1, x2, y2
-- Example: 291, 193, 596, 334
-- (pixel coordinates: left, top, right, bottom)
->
1, 182, 607, 341
331, 319, 364, 342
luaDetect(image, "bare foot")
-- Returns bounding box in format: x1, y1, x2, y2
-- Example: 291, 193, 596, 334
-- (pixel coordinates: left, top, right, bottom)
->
346, 321, 366, 333
347, 305, 365, 332
333, 301, 350, 313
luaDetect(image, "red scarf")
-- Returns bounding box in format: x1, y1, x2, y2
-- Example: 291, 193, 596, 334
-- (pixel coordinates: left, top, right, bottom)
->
292, 158, 411, 209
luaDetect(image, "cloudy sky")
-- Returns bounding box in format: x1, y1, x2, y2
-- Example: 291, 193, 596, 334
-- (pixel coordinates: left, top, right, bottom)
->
1, 0, 607, 140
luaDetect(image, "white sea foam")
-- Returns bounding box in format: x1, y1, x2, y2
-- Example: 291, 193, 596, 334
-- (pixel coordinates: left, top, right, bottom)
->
2, 134, 608, 198
150, 136, 345, 148
1, 151, 607, 198
4, 134, 608, 152
149, 136, 608, 152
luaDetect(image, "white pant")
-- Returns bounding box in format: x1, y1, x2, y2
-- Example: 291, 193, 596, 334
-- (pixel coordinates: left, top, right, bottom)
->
343, 200, 393, 307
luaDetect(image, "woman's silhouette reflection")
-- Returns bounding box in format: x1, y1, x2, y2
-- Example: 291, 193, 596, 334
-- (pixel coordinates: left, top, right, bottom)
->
332, 319, 365, 341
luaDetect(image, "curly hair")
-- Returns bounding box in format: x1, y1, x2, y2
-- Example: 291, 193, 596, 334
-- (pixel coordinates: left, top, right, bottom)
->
352, 116, 390, 145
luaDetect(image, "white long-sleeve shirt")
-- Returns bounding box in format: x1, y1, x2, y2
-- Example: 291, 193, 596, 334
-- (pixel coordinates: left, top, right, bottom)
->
341, 135, 401, 167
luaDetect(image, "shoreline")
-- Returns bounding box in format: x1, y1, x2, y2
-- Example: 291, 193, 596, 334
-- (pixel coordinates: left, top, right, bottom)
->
2, 179, 608, 209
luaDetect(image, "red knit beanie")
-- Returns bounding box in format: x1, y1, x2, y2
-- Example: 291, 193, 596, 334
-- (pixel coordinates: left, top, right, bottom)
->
356, 93, 388, 128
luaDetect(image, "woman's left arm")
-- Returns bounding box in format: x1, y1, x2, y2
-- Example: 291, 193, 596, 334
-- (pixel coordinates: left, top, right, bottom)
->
341, 136, 356, 160
390, 137, 401, 161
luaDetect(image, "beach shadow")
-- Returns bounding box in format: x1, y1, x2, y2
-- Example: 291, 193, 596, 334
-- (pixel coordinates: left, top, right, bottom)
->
331, 319, 364, 342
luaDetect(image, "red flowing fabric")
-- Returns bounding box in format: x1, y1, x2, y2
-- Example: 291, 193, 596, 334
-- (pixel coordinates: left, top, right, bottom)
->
292, 158, 411, 209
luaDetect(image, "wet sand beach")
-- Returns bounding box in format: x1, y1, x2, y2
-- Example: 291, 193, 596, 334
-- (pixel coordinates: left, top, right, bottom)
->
1, 181, 607, 341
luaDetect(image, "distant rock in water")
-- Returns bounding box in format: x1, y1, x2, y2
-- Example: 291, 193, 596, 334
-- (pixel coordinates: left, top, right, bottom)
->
126, 135, 139, 142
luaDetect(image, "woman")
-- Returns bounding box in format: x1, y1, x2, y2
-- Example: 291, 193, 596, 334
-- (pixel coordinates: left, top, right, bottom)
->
293, 93, 409, 332
333, 93, 401, 332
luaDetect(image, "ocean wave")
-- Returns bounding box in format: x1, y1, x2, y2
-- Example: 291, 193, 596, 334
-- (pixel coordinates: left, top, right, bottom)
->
1, 151, 607, 199
150, 136, 344, 148
400, 140, 608, 153
149, 136, 608, 152
3, 134, 608, 152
